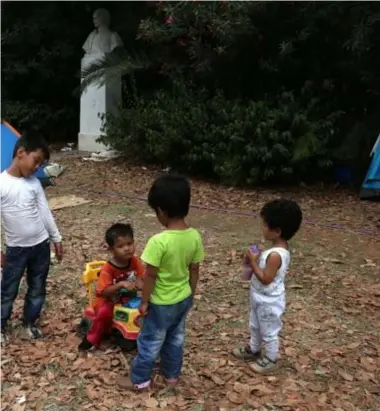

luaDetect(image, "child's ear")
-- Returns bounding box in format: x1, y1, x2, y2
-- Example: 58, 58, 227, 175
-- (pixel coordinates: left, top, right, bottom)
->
16, 147, 26, 158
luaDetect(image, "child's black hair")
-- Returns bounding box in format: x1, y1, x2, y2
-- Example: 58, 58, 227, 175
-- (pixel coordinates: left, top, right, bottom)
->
12, 135, 50, 162
148, 174, 191, 218
260, 199, 302, 240
105, 223, 134, 247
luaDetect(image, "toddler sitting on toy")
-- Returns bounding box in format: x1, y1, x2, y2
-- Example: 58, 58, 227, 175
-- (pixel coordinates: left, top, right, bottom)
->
78, 223, 144, 351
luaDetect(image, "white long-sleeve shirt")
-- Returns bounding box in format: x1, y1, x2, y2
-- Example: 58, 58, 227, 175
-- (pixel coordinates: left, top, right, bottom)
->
0, 171, 62, 247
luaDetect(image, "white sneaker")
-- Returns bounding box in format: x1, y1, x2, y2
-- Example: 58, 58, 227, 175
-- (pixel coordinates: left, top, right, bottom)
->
1, 330, 8, 345
24, 324, 43, 339
249, 356, 279, 374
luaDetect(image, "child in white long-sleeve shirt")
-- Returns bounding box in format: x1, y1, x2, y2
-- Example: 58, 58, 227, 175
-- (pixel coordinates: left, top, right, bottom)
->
233, 199, 302, 374
0, 135, 63, 344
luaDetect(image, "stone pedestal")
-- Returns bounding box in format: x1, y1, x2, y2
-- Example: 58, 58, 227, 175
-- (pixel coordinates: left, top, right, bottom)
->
78, 54, 121, 152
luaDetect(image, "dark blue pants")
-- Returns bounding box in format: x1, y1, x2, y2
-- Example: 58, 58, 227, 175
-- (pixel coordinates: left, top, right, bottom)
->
131, 295, 193, 385
1, 239, 51, 330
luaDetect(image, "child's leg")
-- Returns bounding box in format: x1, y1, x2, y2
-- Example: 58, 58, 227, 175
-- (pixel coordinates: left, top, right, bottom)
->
249, 291, 262, 353
129, 304, 168, 388
232, 290, 261, 360
159, 296, 193, 382
257, 295, 285, 361
1, 246, 29, 333
23, 240, 51, 336
85, 302, 114, 346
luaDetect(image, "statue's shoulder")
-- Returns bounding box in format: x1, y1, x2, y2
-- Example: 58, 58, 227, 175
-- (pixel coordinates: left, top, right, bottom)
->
84, 30, 97, 41
110, 30, 123, 47
110, 30, 121, 39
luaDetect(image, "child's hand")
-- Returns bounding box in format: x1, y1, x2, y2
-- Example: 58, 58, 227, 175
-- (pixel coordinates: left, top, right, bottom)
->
119, 281, 136, 291
247, 247, 260, 263
139, 301, 149, 315
54, 242, 63, 262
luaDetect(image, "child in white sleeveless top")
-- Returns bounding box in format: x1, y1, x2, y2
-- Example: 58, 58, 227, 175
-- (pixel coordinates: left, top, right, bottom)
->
233, 199, 302, 374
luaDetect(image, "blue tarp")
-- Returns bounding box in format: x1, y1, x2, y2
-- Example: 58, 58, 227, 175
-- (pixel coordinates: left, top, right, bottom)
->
360, 135, 380, 199
1, 121, 47, 179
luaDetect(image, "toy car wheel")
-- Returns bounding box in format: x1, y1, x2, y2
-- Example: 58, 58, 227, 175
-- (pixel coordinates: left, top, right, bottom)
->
77, 318, 92, 337
113, 330, 137, 352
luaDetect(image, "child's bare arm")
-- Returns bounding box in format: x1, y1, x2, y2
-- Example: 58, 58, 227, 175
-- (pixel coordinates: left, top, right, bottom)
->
189, 263, 200, 295
141, 264, 158, 304
249, 252, 281, 285
101, 281, 135, 298
136, 277, 144, 290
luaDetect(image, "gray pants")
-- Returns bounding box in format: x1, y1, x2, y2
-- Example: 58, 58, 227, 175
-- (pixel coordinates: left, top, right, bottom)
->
249, 290, 286, 361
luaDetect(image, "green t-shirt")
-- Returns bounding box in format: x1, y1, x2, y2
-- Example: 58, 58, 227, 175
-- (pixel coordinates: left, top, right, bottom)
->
141, 228, 204, 305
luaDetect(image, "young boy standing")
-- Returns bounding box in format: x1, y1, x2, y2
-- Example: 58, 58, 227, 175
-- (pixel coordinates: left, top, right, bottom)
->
78, 223, 145, 351
0, 136, 63, 343
233, 199, 302, 374
119, 175, 204, 390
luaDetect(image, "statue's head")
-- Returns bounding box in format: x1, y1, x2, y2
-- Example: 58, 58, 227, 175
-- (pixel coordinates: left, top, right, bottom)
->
93, 8, 110, 29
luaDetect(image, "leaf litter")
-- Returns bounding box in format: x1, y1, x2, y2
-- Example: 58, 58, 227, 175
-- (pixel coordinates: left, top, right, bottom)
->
1, 156, 380, 410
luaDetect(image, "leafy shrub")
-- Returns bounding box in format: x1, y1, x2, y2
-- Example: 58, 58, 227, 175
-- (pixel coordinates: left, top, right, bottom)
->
99, 82, 342, 184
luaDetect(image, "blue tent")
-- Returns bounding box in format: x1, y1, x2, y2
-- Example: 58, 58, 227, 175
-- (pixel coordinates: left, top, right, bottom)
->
1, 121, 47, 180
360, 135, 380, 199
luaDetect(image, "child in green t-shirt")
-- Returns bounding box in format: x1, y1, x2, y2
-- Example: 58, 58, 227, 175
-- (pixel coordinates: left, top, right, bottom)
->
118, 174, 204, 391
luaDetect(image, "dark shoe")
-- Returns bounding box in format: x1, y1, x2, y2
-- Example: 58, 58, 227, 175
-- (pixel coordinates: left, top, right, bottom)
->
78, 337, 94, 351
23, 324, 43, 339
232, 345, 261, 361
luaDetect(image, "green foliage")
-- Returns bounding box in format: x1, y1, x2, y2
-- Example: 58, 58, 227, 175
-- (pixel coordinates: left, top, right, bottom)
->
99, 82, 342, 184
2, 1, 380, 184
94, 1, 380, 183
1, 2, 91, 138
80, 48, 151, 93
1, 1, 147, 140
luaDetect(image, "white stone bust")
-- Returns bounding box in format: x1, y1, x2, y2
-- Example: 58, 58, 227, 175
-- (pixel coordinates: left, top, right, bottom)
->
82, 8, 123, 56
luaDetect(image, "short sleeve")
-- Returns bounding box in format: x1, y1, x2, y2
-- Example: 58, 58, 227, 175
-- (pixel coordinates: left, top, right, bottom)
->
141, 236, 164, 268
191, 233, 205, 264
96, 266, 113, 296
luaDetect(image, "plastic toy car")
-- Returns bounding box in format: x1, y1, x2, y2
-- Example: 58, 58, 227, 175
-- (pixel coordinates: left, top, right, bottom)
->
77, 260, 144, 351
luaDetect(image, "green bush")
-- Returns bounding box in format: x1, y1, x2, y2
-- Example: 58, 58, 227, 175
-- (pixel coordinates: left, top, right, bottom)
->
99, 82, 342, 184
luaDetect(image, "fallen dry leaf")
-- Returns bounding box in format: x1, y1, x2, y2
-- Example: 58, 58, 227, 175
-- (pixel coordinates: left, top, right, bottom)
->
211, 374, 225, 386
227, 391, 245, 405
251, 384, 274, 396
145, 397, 159, 408
4, 157, 379, 411
338, 370, 354, 381
360, 357, 376, 372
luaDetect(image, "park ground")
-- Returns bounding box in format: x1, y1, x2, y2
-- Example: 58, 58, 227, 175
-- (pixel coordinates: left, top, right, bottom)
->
1, 154, 380, 411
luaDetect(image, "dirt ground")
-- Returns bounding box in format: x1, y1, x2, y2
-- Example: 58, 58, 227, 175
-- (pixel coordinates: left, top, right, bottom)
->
1, 155, 380, 411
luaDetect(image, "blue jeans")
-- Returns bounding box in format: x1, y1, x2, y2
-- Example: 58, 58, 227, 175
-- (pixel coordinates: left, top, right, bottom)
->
131, 295, 193, 385
1, 239, 51, 330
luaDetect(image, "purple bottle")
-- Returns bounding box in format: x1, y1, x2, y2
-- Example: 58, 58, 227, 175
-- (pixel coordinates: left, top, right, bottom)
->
241, 244, 260, 280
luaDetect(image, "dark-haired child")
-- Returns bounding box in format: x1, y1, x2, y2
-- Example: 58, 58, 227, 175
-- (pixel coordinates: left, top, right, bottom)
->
78, 223, 145, 351
0, 136, 63, 344
233, 199, 302, 374
118, 175, 204, 390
